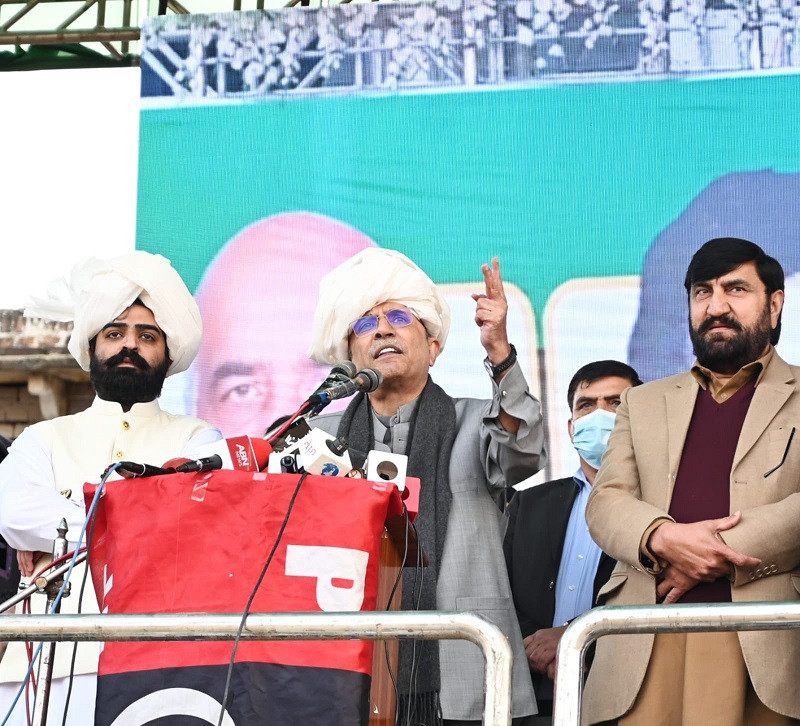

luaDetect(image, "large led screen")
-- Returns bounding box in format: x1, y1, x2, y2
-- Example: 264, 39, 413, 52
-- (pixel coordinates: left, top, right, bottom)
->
137, 2, 800, 480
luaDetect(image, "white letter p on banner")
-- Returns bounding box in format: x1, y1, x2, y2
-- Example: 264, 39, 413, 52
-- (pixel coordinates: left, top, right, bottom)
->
285, 545, 369, 611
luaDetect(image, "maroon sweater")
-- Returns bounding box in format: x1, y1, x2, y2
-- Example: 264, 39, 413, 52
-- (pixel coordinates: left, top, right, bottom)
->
668, 377, 757, 603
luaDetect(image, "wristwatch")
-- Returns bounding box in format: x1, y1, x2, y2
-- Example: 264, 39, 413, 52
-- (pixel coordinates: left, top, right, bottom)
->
484, 344, 517, 378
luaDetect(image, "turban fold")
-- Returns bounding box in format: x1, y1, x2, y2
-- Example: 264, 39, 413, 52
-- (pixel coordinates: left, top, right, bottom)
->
25, 251, 201, 376
309, 248, 450, 364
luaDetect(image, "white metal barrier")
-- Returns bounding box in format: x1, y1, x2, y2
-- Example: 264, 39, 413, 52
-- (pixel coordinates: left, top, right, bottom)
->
554, 601, 800, 725
0, 610, 513, 726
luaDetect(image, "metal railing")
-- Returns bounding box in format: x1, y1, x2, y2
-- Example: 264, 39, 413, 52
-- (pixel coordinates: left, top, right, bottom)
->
553, 601, 800, 726
0, 610, 513, 726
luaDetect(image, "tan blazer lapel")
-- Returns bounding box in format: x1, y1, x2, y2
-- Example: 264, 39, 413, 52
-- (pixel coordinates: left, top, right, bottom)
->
664, 373, 699, 504
733, 354, 795, 470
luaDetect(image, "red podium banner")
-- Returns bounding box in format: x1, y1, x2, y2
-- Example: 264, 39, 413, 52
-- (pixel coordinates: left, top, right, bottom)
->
84, 471, 402, 726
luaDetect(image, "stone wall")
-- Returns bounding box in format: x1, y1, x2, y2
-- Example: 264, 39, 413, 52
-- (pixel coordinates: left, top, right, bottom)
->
0, 310, 92, 440
0, 310, 72, 354
0, 385, 41, 440
0, 381, 95, 440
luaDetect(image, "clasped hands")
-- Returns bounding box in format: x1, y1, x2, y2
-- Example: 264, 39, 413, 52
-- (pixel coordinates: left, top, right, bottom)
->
524, 625, 567, 681
648, 511, 760, 604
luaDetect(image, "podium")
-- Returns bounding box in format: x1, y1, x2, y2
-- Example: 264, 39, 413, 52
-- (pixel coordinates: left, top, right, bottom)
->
84, 470, 421, 726
369, 513, 423, 725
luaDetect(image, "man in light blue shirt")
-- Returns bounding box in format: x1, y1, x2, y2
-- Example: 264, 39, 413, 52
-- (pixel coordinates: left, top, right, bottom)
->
504, 360, 642, 721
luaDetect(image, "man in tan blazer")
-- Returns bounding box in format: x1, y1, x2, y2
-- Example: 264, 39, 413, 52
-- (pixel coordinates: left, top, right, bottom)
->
584, 238, 800, 725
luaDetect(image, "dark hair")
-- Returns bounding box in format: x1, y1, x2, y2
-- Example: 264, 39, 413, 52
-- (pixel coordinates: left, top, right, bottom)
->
0, 436, 10, 463
684, 237, 785, 344
88, 297, 171, 366
567, 360, 643, 410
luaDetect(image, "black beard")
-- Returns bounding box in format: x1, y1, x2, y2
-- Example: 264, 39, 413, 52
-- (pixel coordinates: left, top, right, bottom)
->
689, 307, 772, 376
89, 348, 169, 410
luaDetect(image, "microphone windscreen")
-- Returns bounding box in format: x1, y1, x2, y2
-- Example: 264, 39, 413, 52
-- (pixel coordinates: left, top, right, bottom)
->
357, 368, 382, 393
330, 361, 357, 379
251, 437, 273, 470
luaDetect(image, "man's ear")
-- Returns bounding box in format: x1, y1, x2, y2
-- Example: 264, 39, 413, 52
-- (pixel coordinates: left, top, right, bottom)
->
567, 418, 574, 442
428, 338, 441, 367
770, 289, 785, 330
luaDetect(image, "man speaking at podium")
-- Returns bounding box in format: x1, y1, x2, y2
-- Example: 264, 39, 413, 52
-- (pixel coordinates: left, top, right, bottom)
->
309, 249, 545, 725
0, 251, 221, 725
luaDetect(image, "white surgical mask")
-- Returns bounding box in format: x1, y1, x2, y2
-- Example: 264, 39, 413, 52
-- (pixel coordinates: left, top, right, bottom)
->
572, 408, 617, 470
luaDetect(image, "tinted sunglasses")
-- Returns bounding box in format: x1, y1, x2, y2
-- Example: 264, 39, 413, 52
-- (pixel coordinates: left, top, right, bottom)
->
351, 308, 416, 337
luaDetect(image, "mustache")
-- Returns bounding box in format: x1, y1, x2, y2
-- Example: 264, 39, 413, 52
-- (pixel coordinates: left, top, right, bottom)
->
102, 348, 151, 370
698, 315, 743, 335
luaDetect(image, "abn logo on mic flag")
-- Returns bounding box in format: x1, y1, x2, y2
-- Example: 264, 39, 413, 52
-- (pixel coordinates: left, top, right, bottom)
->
84, 471, 401, 726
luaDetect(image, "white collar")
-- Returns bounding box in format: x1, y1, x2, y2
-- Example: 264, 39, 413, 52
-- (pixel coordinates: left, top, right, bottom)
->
89, 396, 162, 418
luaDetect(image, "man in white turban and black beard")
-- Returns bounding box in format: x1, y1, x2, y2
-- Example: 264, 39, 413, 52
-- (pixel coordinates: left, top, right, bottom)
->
0, 251, 221, 725
310, 248, 545, 725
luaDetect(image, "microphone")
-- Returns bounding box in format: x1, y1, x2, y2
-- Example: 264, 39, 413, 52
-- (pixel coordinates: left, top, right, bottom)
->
308, 368, 382, 406
310, 361, 357, 397
175, 455, 224, 473
314, 360, 358, 393
306, 362, 358, 410
113, 461, 176, 479
267, 428, 353, 477
163, 435, 273, 472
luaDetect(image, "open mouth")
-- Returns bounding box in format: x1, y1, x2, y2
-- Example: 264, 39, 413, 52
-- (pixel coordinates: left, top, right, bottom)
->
373, 345, 402, 359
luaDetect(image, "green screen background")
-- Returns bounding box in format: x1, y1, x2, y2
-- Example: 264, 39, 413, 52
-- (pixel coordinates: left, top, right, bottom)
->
137, 72, 800, 332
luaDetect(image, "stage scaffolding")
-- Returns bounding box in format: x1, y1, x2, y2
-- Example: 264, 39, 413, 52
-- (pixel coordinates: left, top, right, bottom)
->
0, 0, 334, 63
2, 0, 800, 73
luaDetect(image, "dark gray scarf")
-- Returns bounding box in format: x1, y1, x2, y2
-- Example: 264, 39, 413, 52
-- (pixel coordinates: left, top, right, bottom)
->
337, 377, 456, 726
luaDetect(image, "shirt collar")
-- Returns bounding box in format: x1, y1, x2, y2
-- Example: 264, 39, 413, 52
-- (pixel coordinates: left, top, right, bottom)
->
573, 467, 592, 492
373, 397, 420, 427
89, 396, 162, 417
690, 345, 774, 402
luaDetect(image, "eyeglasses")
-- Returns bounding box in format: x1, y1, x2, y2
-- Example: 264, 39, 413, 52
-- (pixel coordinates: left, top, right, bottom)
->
351, 308, 416, 337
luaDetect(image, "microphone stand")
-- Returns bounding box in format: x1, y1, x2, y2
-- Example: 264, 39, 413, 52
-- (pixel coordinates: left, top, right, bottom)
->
0, 549, 87, 615
29, 518, 71, 726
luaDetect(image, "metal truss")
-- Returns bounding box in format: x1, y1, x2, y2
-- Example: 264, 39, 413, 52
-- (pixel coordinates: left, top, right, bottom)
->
0, 0, 341, 62
5, 0, 800, 71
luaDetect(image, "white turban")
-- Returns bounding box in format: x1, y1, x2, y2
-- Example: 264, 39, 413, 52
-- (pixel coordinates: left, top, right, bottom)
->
309, 248, 450, 364
25, 251, 201, 376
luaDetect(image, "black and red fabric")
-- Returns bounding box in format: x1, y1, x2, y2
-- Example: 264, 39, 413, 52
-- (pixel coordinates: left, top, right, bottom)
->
84, 471, 403, 726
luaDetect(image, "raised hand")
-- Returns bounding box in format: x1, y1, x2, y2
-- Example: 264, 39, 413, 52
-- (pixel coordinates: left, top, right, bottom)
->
471, 256, 511, 364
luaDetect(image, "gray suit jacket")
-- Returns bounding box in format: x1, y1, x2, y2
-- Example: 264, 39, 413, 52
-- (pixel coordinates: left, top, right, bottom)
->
583, 351, 800, 723
314, 362, 544, 720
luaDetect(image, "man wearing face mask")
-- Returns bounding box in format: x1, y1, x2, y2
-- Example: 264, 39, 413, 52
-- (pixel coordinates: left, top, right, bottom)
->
503, 360, 642, 721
